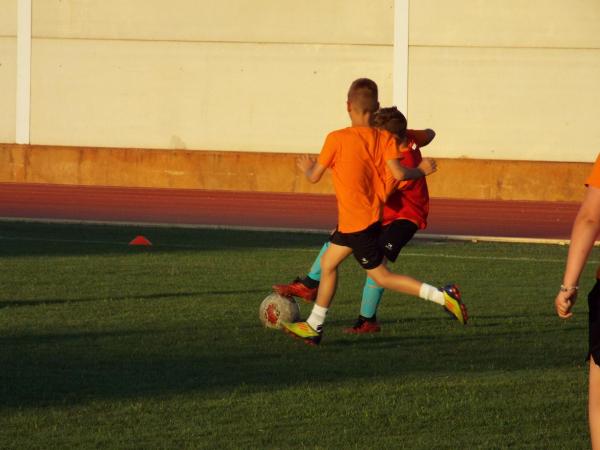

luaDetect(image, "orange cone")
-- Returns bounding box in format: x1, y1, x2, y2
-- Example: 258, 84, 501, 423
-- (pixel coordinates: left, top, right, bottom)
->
129, 235, 152, 246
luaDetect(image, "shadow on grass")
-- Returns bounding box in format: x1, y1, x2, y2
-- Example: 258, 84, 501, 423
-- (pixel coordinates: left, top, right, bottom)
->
0, 221, 328, 258
0, 289, 266, 309
0, 321, 586, 408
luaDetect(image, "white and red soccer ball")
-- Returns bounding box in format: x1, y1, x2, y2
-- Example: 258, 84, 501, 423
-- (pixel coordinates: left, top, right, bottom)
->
259, 293, 300, 329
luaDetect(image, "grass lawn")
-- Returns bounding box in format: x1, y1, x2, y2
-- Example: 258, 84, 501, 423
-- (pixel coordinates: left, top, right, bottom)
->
0, 221, 596, 449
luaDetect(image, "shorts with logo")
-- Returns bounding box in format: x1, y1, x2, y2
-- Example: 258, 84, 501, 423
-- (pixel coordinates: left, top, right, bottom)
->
378, 219, 419, 263
329, 221, 384, 270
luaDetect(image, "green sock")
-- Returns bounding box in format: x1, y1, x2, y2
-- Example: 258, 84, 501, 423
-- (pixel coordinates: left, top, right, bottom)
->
307, 242, 329, 282
360, 276, 384, 319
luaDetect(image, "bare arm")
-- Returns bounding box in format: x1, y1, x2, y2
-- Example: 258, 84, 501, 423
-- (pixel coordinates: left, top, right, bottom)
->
297, 154, 327, 184
387, 157, 437, 181
555, 185, 600, 318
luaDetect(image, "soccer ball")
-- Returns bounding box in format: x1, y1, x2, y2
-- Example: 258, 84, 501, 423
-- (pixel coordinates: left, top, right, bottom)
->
259, 293, 300, 329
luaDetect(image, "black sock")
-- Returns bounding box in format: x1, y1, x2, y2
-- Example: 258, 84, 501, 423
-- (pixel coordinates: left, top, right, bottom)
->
301, 276, 320, 289
359, 314, 377, 322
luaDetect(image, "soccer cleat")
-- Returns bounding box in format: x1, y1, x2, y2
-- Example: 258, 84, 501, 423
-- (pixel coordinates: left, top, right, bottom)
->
281, 321, 322, 345
441, 284, 468, 325
343, 315, 381, 334
272, 277, 318, 303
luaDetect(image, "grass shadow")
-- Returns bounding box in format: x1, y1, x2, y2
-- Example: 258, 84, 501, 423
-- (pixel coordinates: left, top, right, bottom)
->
0, 320, 587, 408
0, 221, 329, 258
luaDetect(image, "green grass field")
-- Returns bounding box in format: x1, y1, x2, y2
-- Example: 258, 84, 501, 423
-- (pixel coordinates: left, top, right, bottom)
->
0, 220, 596, 449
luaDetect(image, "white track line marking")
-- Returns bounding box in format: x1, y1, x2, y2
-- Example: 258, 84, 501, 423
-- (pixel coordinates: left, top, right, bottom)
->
0, 235, 596, 265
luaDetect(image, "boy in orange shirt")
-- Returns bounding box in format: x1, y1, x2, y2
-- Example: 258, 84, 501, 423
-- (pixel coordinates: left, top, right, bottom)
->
282, 79, 467, 345
555, 153, 600, 447
274, 106, 441, 334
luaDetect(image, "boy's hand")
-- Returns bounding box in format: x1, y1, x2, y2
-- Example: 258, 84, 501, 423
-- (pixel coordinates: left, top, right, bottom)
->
296, 154, 326, 183
555, 290, 577, 319
297, 154, 316, 174
418, 157, 437, 176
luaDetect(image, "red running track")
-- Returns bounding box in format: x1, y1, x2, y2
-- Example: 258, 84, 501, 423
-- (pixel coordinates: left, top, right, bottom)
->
0, 183, 579, 240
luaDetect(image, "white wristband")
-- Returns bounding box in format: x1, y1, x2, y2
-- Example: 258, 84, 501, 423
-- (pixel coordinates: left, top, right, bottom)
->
560, 284, 579, 292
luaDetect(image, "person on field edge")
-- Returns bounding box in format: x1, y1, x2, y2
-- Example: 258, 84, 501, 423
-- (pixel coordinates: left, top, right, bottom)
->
555, 153, 600, 448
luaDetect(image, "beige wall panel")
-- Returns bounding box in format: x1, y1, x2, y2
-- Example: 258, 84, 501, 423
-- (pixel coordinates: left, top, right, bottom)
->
30, 39, 392, 151
33, 0, 393, 44
0, 37, 16, 143
408, 47, 600, 163
0, 0, 17, 36
410, 0, 600, 48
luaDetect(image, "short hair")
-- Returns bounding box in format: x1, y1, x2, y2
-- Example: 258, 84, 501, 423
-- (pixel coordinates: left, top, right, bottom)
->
372, 106, 407, 142
347, 78, 379, 114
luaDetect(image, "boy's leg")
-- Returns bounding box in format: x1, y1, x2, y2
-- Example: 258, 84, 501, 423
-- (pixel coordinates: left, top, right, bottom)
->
314, 243, 353, 309
360, 276, 385, 319
307, 242, 329, 282
589, 357, 600, 449
272, 242, 329, 301
588, 277, 600, 447
343, 275, 384, 334
282, 243, 352, 344
367, 265, 422, 296
366, 264, 468, 324
346, 220, 419, 334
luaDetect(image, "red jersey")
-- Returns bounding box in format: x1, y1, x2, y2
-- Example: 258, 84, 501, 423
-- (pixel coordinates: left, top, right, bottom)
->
382, 132, 429, 229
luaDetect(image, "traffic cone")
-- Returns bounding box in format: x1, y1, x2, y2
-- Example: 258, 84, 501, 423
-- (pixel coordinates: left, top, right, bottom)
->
129, 235, 152, 246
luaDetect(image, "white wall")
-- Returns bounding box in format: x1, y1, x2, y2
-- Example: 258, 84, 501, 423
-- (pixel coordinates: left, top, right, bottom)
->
3, 0, 598, 163
29, 0, 394, 152
0, 0, 17, 143
408, 0, 600, 162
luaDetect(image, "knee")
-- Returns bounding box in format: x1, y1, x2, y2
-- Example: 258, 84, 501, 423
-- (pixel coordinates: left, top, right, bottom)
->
366, 276, 382, 289
368, 270, 390, 289
320, 258, 337, 275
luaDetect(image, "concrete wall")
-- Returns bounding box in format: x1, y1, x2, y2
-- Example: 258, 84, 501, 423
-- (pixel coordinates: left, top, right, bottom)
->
24, 0, 600, 163
30, 0, 394, 152
408, 0, 600, 163
0, 0, 16, 143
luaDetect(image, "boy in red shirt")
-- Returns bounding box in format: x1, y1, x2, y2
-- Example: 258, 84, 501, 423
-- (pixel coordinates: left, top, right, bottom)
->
274, 106, 440, 333
281, 79, 467, 345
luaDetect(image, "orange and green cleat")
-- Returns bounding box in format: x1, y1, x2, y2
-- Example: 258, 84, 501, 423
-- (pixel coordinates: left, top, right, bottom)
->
441, 284, 468, 325
281, 321, 322, 345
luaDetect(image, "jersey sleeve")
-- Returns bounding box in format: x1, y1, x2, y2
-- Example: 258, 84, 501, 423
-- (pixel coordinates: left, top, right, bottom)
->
317, 132, 338, 168
586, 153, 600, 188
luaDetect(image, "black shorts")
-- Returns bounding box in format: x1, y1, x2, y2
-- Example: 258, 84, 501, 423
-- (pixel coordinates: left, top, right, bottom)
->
588, 278, 600, 365
378, 219, 419, 262
329, 222, 384, 270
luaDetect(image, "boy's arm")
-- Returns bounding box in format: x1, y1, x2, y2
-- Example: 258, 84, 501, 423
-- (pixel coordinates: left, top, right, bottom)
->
555, 185, 600, 318
407, 129, 436, 147
297, 154, 326, 184
387, 157, 437, 181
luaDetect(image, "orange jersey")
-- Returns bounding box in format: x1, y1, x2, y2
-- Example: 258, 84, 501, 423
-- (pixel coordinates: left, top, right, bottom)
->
318, 127, 401, 233
382, 135, 429, 229
587, 153, 600, 188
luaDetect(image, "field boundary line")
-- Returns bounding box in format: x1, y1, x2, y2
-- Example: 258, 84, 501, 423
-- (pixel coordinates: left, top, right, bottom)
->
1, 216, 597, 247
